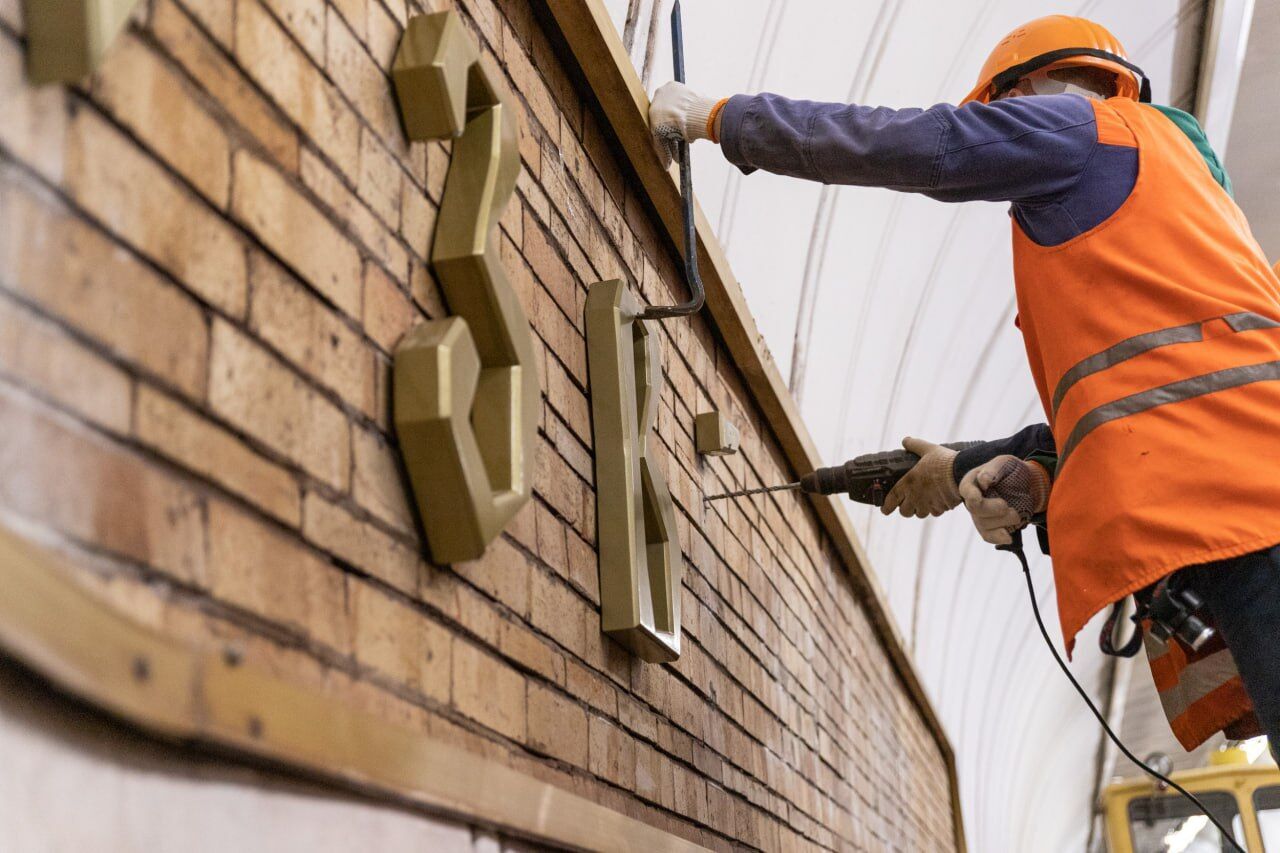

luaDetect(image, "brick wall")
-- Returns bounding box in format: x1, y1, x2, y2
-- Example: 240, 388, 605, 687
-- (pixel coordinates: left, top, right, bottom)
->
0, 0, 956, 848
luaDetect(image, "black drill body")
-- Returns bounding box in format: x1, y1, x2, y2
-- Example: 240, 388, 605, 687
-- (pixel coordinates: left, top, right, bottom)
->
800, 442, 981, 506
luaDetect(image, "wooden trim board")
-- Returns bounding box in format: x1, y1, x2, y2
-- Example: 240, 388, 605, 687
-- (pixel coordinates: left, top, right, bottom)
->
534, 3, 967, 849
0, 525, 706, 853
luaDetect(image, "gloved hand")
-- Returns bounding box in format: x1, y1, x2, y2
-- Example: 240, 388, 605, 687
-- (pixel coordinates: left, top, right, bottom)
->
649, 82, 720, 167
958, 455, 1051, 546
880, 437, 961, 518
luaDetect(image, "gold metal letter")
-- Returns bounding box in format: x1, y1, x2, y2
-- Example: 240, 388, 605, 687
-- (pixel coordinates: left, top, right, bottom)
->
23, 0, 142, 82
391, 13, 538, 564
585, 280, 681, 662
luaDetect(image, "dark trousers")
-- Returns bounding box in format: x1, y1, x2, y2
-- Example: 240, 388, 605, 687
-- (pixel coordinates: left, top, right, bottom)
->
1184, 543, 1280, 755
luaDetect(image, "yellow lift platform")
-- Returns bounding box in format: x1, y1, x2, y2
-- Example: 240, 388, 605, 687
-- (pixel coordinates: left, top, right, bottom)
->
1103, 747, 1280, 852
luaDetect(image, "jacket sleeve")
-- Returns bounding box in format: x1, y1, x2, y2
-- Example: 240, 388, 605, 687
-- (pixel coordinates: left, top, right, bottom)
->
952, 424, 1056, 482
718, 92, 1101, 203
953, 424, 1057, 555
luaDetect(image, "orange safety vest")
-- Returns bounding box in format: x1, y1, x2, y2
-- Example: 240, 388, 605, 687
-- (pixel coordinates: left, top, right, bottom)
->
1012, 97, 1280, 747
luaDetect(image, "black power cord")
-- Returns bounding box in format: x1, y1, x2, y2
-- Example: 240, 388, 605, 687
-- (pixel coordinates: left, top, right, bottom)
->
1001, 533, 1246, 853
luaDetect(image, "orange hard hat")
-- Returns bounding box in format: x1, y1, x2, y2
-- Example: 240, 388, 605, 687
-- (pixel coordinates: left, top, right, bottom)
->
962, 15, 1149, 105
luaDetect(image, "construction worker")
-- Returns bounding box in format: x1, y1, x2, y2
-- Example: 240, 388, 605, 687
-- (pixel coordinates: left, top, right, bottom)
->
650, 16, 1280, 756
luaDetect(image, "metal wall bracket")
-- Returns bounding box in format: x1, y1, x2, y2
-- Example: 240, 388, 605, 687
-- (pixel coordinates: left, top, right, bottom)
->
694, 412, 739, 456
585, 280, 681, 662
391, 12, 539, 564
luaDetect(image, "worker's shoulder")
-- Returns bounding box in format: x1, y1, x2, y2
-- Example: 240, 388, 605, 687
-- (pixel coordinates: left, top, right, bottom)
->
943, 93, 1099, 133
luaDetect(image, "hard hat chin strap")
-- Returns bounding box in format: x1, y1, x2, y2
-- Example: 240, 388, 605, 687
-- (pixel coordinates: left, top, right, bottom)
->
991, 47, 1152, 103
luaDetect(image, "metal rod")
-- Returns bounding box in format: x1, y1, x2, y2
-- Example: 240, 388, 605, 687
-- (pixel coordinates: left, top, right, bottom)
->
703, 482, 801, 502
639, 0, 705, 321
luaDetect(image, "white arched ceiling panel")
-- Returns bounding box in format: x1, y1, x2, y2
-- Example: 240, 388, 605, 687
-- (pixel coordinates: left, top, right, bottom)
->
607, 1, 1211, 850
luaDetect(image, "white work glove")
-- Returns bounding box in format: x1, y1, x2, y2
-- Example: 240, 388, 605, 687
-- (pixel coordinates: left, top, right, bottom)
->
958, 455, 1051, 546
880, 437, 961, 518
649, 81, 719, 167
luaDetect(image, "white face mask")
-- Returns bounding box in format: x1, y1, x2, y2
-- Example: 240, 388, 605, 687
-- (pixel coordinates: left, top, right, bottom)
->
998, 68, 1108, 101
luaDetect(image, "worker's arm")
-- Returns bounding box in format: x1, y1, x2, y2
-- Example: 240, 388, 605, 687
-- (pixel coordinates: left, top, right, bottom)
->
650, 83, 1102, 203
717, 91, 1098, 202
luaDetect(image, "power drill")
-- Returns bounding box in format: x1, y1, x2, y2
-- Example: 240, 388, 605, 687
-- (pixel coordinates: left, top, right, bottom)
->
703, 442, 981, 506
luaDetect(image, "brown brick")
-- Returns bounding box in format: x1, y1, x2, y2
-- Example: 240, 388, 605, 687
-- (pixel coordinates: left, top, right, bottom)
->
534, 439, 585, 532
498, 618, 564, 685
0, 31, 66, 183
452, 638, 525, 741
534, 502, 567, 578
208, 319, 350, 490
351, 424, 414, 532
134, 384, 300, 526
349, 578, 450, 702
499, 232, 537, 319
588, 714, 634, 788
673, 764, 709, 824
150, 0, 299, 173
407, 259, 445, 320
260, 0, 326, 66
565, 659, 617, 717
618, 693, 659, 742
302, 490, 423, 598
522, 210, 576, 316
247, 251, 374, 415
93, 34, 232, 208
529, 567, 586, 657
0, 383, 206, 584
532, 285, 585, 384
400, 182, 436, 258
565, 532, 599, 605
329, 0, 366, 41
65, 107, 247, 318
174, 0, 233, 47
326, 9, 401, 151
455, 583, 501, 645
206, 500, 348, 653
424, 141, 448, 203
453, 536, 530, 618
502, 35, 556, 145
362, 262, 417, 352
300, 148, 409, 284
235, 0, 359, 176
365, 0, 402, 68
0, 168, 209, 400
0, 292, 131, 434
358, 128, 402, 228
232, 151, 362, 318
527, 683, 587, 767
458, 0, 499, 48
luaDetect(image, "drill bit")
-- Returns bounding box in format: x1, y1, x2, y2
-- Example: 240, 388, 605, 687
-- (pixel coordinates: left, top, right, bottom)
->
703, 482, 801, 502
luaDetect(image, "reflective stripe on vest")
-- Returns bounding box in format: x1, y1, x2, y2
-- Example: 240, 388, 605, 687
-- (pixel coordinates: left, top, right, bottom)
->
1053, 311, 1280, 468
1145, 633, 1242, 722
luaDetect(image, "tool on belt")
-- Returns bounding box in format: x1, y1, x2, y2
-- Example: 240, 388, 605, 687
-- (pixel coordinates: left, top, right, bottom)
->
703, 442, 981, 505
1100, 576, 1215, 657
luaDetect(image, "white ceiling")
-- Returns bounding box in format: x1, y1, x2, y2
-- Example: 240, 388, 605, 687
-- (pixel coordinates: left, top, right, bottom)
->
598, 2, 1252, 851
